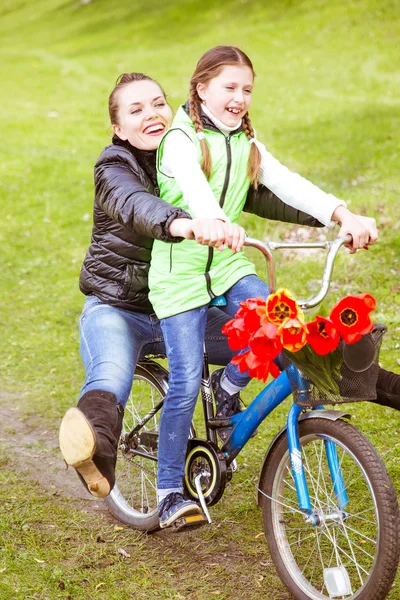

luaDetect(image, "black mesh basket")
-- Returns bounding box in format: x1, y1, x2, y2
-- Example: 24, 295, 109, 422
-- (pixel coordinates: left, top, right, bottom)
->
283, 324, 387, 407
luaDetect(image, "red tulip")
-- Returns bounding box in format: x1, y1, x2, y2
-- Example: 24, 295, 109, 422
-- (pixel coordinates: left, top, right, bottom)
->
306, 316, 340, 355
221, 317, 250, 351
358, 293, 376, 311
236, 297, 267, 331
330, 294, 375, 344
278, 316, 307, 352
232, 350, 280, 382
266, 288, 304, 326
249, 322, 283, 361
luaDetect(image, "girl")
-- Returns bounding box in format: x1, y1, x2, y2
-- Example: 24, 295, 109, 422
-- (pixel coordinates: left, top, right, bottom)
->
146, 46, 378, 528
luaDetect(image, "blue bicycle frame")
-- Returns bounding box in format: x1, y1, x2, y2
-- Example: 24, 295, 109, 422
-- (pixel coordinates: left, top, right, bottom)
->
219, 363, 348, 521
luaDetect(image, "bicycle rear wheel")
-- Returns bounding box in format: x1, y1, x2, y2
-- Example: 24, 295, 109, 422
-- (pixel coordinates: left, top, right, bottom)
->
104, 363, 166, 531
260, 418, 399, 600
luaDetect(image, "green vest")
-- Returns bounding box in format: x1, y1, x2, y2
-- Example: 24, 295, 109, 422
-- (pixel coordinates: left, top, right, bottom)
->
148, 106, 256, 319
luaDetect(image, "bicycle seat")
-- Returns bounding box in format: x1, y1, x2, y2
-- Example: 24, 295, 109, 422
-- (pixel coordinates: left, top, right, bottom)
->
210, 295, 227, 307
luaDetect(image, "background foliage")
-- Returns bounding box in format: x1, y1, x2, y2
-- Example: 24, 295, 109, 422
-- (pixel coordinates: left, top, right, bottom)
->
0, 1, 399, 598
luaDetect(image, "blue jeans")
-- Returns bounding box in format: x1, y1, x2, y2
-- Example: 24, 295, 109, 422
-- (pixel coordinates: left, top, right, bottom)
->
79, 295, 236, 406
158, 275, 270, 489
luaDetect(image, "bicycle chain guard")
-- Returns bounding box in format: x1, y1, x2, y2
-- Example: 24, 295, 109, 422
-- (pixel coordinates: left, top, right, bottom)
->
184, 439, 228, 506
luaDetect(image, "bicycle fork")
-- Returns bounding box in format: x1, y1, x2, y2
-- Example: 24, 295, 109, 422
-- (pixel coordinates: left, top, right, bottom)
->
287, 403, 349, 525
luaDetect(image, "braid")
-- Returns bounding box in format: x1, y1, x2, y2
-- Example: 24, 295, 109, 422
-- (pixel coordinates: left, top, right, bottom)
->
189, 86, 212, 179
242, 113, 262, 188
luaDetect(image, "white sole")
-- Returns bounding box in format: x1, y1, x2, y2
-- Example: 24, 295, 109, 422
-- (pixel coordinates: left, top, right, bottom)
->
59, 407, 111, 498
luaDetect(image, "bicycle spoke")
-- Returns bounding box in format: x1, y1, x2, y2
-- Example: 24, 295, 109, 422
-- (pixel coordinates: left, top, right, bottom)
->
315, 526, 327, 587
107, 374, 164, 526
302, 443, 325, 511
336, 529, 375, 562
141, 468, 144, 513
320, 528, 369, 580
339, 521, 377, 546
288, 531, 317, 548
258, 487, 308, 517
278, 491, 304, 510
344, 511, 376, 526
283, 468, 320, 506
300, 537, 318, 573
318, 441, 332, 504
142, 469, 157, 493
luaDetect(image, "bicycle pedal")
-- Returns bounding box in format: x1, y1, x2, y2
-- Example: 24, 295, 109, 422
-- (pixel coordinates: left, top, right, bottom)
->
172, 514, 209, 532
230, 459, 238, 472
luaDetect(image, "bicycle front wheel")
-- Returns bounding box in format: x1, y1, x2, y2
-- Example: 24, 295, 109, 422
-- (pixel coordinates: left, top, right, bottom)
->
260, 418, 399, 600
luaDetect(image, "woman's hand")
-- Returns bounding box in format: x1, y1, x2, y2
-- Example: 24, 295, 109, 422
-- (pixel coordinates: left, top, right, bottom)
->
332, 206, 378, 253
169, 218, 246, 252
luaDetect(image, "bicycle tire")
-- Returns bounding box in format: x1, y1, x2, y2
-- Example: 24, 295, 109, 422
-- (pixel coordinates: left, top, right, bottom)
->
104, 365, 164, 531
259, 418, 399, 600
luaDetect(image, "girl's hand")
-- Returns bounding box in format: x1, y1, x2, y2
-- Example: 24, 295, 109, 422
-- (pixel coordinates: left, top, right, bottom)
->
193, 220, 246, 253
169, 218, 246, 252
169, 218, 227, 249
332, 206, 378, 253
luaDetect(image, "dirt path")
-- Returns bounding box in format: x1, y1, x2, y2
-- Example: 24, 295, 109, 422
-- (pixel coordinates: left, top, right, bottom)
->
0, 394, 109, 515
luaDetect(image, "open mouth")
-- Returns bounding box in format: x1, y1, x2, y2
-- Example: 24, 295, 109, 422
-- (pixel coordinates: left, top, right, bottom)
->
226, 107, 242, 116
143, 122, 166, 136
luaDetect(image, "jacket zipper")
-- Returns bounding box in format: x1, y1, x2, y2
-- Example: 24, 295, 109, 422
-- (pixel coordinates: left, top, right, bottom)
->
204, 134, 233, 299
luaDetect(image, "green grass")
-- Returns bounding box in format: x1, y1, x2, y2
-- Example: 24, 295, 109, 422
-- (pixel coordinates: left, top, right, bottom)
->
1, 0, 400, 598
1, 474, 266, 599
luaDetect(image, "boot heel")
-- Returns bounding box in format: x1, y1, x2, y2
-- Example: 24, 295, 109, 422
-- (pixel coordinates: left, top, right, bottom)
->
59, 408, 111, 498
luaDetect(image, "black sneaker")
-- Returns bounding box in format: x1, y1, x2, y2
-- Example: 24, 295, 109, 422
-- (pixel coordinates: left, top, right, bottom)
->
211, 369, 258, 442
158, 492, 202, 529
211, 368, 242, 442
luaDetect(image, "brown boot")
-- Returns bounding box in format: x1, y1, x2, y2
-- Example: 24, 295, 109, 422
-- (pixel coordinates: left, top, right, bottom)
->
373, 368, 400, 411
59, 390, 124, 497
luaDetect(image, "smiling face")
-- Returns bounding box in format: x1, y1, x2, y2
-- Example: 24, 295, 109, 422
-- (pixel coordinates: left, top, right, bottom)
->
196, 65, 254, 127
112, 79, 173, 150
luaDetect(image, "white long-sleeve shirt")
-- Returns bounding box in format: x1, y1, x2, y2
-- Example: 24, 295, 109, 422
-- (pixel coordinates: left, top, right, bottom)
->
161, 105, 345, 227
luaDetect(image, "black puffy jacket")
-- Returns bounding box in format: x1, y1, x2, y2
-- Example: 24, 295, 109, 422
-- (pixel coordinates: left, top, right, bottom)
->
79, 137, 322, 313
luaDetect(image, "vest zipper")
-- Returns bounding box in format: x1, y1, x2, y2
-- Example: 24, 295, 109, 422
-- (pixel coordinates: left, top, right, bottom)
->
204, 134, 233, 299
219, 135, 232, 208
205, 249, 214, 298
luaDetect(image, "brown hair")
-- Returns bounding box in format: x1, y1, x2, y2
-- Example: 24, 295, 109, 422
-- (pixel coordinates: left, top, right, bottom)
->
189, 46, 261, 187
108, 72, 167, 126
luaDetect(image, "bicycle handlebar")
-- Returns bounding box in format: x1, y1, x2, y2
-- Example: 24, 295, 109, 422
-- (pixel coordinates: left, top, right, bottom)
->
244, 235, 352, 310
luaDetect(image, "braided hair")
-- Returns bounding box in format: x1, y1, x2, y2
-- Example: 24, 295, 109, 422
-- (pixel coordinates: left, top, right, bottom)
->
189, 83, 212, 179
242, 112, 262, 188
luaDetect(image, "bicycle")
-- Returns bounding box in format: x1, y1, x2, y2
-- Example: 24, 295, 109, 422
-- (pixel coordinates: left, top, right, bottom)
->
105, 236, 400, 600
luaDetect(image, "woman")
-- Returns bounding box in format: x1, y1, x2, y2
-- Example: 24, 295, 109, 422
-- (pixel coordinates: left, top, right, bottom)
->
58, 72, 299, 499
59, 72, 399, 509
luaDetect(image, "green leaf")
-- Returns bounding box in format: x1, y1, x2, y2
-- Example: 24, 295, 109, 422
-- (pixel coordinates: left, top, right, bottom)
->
285, 345, 342, 398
